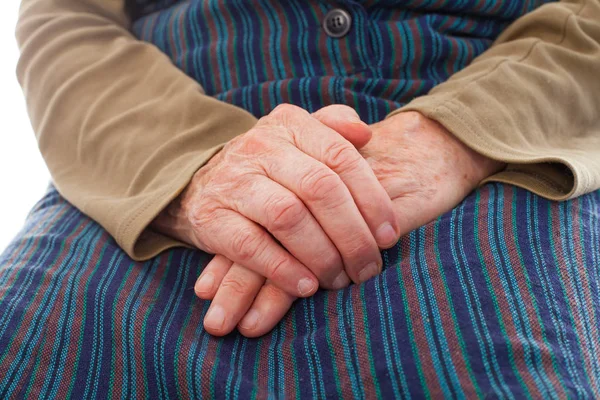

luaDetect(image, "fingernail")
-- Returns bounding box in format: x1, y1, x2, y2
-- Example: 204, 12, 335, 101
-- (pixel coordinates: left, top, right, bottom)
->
358, 262, 379, 283
204, 305, 226, 330
297, 278, 317, 296
195, 273, 215, 295
239, 309, 260, 330
376, 222, 398, 248
332, 271, 351, 290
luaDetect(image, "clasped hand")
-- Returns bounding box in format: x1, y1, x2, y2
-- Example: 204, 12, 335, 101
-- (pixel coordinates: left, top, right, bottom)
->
153, 104, 504, 337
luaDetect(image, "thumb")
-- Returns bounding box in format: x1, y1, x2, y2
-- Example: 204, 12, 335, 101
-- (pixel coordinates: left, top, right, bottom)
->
312, 105, 372, 149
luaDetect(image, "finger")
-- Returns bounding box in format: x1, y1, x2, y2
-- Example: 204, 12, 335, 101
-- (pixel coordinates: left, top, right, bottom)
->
230, 176, 350, 290
266, 105, 399, 266
203, 264, 265, 336
194, 209, 319, 297
238, 280, 296, 338
194, 254, 232, 300
311, 105, 372, 149
310, 105, 400, 250
258, 137, 383, 284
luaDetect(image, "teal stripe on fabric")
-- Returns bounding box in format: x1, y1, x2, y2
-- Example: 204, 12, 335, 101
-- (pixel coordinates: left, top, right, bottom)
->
395, 246, 430, 398
541, 196, 590, 397
484, 185, 539, 398
42, 227, 110, 400
2, 184, 600, 398
416, 227, 465, 397
433, 223, 484, 398
0, 219, 94, 396
558, 201, 600, 389
24, 224, 106, 400
451, 199, 506, 398
510, 189, 567, 398
378, 254, 408, 397
381, 254, 413, 398
85, 250, 128, 400
0, 204, 76, 335
491, 186, 559, 398
335, 290, 362, 399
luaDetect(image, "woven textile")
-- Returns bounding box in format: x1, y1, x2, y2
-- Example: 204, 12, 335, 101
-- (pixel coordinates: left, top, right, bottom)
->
128, 0, 555, 124
3, 0, 600, 397
0, 184, 599, 398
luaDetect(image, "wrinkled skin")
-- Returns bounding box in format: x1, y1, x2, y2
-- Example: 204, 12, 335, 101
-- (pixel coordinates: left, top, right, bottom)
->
191, 109, 505, 337
152, 104, 404, 334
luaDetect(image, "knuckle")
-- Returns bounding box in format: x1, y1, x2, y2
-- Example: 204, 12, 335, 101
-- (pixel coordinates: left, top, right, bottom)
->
267, 195, 306, 233
343, 236, 376, 261
320, 250, 343, 274
262, 284, 293, 303
300, 167, 343, 204
240, 132, 270, 155
267, 104, 309, 127
264, 257, 288, 281
324, 142, 362, 173
188, 202, 218, 231
220, 275, 251, 296
270, 103, 304, 118
231, 228, 263, 262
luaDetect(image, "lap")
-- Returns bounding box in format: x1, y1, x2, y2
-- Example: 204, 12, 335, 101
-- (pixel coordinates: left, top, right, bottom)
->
0, 184, 599, 399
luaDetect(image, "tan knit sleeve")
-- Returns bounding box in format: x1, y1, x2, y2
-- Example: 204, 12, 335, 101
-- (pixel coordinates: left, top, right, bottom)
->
16, 0, 258, 260
388, 0, 600, 200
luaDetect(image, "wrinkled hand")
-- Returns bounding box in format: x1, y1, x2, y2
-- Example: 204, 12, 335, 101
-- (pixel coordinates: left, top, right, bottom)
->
362, 111, 505, 235
152, 104, 400, 332
198, 111, 505, 338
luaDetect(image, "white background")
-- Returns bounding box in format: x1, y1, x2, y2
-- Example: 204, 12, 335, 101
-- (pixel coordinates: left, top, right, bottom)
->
0, 4, 50, 252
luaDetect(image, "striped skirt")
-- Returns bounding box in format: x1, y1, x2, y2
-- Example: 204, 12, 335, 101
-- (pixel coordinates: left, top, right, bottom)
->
0, 183, 599, 399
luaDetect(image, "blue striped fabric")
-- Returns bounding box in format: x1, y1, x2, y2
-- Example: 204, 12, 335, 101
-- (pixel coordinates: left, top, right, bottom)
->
129, 0, 554, 124
0, 184, 599, 398
3, 0, 600, 397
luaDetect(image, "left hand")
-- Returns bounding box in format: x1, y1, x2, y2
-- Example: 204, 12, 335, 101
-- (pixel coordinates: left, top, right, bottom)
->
197, 111, 505, 337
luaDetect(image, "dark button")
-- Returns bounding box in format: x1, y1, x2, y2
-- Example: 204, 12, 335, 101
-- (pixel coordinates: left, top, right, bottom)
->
323, 8, 352, 38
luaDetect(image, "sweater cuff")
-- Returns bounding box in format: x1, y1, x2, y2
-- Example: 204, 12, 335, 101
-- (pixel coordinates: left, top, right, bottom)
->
116, 144, 224, 261
387, 97, 585, 201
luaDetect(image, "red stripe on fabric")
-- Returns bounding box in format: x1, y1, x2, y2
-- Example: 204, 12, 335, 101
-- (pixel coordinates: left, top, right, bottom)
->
549, 201, 600, 388
261, 83, 273, 114
255, 327, 272, 398
269, 0, 290, 79
174, 298, 205, 400
202, 1, 226, 93
254, 1, 276, 82
2, 220, 90, 397
131, 257, 172, 399
281, 314, 297, 400
409, 21, 422, 81
477, 188, 542, 397
422, 223, 479, 397
566, 199, 600, 393
178, 3, 189, 74
350, 285, 378, 398
220, 2, 239, 90
399, 238, 443, 396
199, 336, 220, 398
502, 186, 567, 397
320, 76, 334, 108
279, 79, 291, 104
324, 291, 353, 398
0, 205, 70, 299
55, 231, 114, 399
313, 7, 335, 77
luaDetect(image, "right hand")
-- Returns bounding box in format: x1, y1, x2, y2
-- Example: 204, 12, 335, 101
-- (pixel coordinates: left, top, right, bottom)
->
153, 104, 399, 298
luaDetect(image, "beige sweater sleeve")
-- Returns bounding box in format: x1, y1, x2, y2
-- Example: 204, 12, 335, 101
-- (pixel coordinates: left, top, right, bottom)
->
16, 0, 600, 261
15, 0, 258, 260
390, 0, 600, 200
